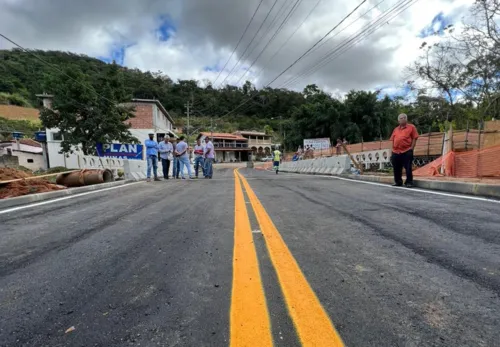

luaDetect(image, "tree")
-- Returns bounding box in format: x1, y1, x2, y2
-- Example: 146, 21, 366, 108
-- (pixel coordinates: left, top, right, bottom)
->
40, 64, 138, 155
406, 0, 500, 126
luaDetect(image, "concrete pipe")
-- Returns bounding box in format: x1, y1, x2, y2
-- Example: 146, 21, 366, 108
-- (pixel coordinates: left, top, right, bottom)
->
56, 169, 114, 187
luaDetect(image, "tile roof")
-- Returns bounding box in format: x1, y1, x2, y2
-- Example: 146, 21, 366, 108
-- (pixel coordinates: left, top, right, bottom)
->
201, 132, 247, 140
234, 130, 270, 136
16, 139, 42, 148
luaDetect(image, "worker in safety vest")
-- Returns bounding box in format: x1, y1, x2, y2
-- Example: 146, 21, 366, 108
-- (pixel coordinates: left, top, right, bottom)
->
273, 148, 281, 174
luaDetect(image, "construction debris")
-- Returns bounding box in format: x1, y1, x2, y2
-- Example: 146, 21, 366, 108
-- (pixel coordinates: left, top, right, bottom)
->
0, 167, 32, 181
56, 169, 114, 187
0, 168, 65, 199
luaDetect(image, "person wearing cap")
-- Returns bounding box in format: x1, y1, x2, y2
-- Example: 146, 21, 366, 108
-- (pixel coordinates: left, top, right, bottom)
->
145, 132, 160, 182
390, 113, 419, 187
158, 135, 174, 179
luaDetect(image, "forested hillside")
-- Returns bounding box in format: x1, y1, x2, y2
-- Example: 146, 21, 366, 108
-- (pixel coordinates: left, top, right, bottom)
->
0, 49, 403, 146
1, 0, 497, 150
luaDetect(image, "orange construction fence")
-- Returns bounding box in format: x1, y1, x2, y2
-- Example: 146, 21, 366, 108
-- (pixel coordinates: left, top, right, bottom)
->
285, 130, 487, 161
414, 144, 500, 178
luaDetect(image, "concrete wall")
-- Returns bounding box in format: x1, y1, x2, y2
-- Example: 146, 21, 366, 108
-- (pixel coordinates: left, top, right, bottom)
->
46, 140, 80, 169
485, 120, 500, 131
153, 104, 173, 132
0, 154, 19, 167
484, 120, 500, 149
13, 151, 46, 171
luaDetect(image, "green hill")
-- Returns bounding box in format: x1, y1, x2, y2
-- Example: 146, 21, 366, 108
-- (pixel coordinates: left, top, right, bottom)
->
0, 49, 403, 148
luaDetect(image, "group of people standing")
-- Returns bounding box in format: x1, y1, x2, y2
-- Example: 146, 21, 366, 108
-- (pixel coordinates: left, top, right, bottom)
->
144, 133, 215, 182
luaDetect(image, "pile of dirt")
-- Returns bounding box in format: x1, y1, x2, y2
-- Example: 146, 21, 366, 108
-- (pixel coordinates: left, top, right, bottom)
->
0, 180, 65, 199
0, 168, 65, 199
0, 167, 33, 181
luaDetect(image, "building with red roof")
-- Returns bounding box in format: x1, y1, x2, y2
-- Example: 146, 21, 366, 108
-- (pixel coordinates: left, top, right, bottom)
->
200, 132, 252, 162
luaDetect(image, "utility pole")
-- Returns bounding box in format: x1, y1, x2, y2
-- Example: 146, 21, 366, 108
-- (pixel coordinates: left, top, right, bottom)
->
184, 101, 191, 143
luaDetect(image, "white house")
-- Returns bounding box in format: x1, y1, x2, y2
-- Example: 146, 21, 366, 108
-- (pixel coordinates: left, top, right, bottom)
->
40, 96, 176, 168
0, 139, 46, 171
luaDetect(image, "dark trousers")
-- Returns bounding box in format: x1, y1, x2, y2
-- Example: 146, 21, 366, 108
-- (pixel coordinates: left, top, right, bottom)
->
392, 150, 413, 185
194, 156, 205, 177
161, 158, 171, 179
173, 157, 180, 178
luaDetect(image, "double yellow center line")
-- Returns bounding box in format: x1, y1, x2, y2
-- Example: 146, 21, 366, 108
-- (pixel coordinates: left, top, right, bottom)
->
231, 170, 344, 347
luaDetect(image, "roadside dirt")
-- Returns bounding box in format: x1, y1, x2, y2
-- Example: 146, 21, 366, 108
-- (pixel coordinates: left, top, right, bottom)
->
0, 168, 65, 199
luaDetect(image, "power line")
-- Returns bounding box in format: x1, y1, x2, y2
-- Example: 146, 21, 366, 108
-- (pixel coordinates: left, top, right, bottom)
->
219, 0, 368, 118
220, 0, 417, 119
0, 46, 114, 112
309, 0, 386, 56
0, 33, 120, 107
281, 0, 418, 89
236, 0, 303, 85
217, 0, 280, 88
281, 0, 412, 88
211, 0, 265, 86
240, 0, 292, 69
264, 0, 368, 87
252, 0, 323, 82
279, 1, 397, 88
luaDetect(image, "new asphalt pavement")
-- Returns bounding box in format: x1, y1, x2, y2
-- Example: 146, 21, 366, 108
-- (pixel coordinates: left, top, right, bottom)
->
0, 168, 499, 347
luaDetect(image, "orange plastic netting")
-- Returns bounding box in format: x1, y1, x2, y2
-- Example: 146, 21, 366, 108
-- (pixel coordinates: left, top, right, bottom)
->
414, 144, 500, 178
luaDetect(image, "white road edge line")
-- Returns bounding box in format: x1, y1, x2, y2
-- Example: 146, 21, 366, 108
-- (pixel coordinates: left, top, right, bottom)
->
314, 174, 500, 204
0, 182, 144, 215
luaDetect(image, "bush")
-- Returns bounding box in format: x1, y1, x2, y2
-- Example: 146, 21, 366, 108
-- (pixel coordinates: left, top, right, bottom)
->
0, 92, 33, 107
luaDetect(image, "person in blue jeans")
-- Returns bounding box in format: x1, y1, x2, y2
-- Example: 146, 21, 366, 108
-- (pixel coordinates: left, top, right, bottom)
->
145, 132, 160, 182
193, 137, 205, 178
175, 136, 193, 179
203, 138, 215, 179
172, 138, 180, 179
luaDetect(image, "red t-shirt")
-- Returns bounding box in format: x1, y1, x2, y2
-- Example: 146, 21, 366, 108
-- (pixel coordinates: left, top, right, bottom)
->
390, 124, 418, 154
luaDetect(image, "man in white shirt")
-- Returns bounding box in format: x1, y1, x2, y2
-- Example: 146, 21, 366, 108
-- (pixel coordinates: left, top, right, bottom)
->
158, 136, 174, 179
203, 137, 215, 179
175, 136, 193, 179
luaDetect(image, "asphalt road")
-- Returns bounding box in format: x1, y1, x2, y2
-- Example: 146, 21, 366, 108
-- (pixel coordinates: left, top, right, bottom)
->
0, 168, 499, 346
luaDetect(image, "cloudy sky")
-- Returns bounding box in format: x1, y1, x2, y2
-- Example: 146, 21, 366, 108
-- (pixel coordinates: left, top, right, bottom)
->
0, 0, 472, 97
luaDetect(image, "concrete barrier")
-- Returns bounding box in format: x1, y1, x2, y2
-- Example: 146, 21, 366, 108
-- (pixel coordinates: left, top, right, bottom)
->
78, 155, 197, 180
281, 155, 351, 175
353, 149, 392, 170
123, 160, 148, 181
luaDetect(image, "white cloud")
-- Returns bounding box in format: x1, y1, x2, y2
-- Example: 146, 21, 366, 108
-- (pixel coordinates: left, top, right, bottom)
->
0, 0, 473, 94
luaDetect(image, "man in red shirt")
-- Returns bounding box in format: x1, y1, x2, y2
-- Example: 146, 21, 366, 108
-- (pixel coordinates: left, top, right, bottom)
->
390, 113, 419, 187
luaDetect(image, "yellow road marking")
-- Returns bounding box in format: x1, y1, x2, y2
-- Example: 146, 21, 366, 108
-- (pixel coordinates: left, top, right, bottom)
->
230, 170, 273, 347
236, 171, 344, 347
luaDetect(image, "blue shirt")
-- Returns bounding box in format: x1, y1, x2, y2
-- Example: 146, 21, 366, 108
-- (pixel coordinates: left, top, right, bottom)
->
145, 139, 158, 156
158, 141, 173, 159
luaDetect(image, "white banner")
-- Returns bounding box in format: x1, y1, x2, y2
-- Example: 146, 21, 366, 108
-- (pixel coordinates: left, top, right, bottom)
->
303, 138, 331, 150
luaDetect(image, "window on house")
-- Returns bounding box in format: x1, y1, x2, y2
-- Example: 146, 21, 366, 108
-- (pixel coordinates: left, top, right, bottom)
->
27, 159, 34, 163
52, 132, 62, 141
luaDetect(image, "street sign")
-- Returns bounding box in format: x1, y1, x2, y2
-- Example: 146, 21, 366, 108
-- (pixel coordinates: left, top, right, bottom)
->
12, 132, 24, 139
35, 131, 47, 142
96, 143, 143, 160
